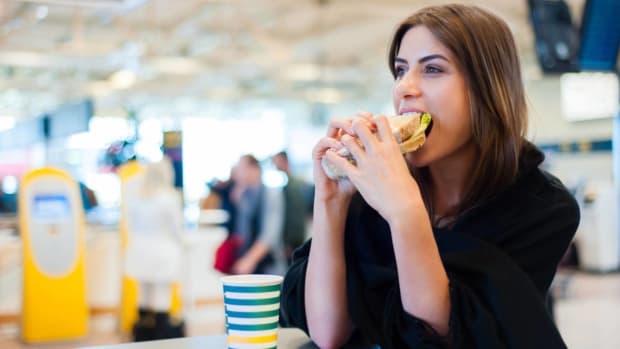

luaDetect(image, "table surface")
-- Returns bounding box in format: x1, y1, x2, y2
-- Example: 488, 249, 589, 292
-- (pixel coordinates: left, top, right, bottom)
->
78, 328, 318, 349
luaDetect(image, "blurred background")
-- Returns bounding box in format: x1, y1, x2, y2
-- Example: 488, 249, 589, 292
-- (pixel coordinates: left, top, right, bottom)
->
0, 0, 618, 348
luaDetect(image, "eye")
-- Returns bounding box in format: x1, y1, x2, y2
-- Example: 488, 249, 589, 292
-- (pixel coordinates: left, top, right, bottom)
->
423, 65, 443, 74
394, 65, 407, 79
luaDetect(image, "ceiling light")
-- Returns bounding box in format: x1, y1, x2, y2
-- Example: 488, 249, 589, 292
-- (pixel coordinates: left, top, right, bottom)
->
148, 57, 202, 75
16, 0, 139, 9
88, 81, 113, 97
35, 6, 49, 20
209, 88, 240, 99
0, 116, 16, 132
305, 87, 342, 104
284, 64, 321, 81
109, 69, 136, 89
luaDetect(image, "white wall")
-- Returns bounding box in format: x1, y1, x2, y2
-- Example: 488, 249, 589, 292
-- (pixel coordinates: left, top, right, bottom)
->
543, 152, 613, 187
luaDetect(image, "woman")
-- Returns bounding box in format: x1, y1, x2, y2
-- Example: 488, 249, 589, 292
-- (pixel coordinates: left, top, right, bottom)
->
280, 4, 579, 349
125, 158, 185, 341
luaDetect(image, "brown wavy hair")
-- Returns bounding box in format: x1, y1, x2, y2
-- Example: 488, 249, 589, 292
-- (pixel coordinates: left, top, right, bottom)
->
388, 4, 528, 222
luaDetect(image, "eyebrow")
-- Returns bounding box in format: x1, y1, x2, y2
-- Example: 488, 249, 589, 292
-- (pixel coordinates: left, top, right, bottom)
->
394, 54, 449, 64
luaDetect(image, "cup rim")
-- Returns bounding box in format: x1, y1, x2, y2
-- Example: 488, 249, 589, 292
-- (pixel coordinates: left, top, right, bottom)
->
221, 274, 284, 286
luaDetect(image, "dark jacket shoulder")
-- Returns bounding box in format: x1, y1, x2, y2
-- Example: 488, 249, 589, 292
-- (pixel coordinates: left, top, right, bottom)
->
455, 143, 580, 294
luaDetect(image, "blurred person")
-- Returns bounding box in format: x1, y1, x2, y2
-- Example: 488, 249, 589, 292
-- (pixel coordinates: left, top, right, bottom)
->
279, 4, 579, 349
199, 185, 222, 210
124, 158, 185, 341
230, 154, 286, 275
200, 170, 237, 235
272, 151, 311, 263
78, 181, 98, 212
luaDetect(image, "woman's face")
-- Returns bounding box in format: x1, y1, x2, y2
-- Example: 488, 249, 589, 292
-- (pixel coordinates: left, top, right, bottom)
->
392, 25, 473, 168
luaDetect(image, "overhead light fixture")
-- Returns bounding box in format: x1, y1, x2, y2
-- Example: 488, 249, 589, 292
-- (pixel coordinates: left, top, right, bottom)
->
208, 88, 240, 99
305, 87, 343, 104
16, 0, 142, 9
283, 64, 322, 81
109, 69, 136, 89
0, 116, 16, 132
35, 6, 49, 20
148, 57, 202, 75
87, 81, 113, 97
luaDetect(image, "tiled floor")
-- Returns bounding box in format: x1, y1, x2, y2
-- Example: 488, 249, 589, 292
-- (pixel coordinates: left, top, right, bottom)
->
554, 271, 620, 349
0, 309, 227, 349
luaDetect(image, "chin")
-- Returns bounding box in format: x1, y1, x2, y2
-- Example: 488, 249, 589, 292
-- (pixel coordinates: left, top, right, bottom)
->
405, 150, 430, 169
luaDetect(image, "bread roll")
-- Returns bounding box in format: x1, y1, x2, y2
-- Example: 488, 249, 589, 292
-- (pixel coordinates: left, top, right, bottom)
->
321, 112, 431, 180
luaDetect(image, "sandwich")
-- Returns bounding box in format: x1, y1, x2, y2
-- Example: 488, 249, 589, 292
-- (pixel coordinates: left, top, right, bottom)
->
321, 112, 432, 180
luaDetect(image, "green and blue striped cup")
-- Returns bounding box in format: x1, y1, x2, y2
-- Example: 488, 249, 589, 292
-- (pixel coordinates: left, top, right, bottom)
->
221, 274, 284, 349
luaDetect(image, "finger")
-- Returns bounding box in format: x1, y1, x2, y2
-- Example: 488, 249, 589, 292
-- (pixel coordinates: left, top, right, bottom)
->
324, 147, 359, 178
351, 118, 377, 153
374, 114, 395, 143
352, 115, 377, 133
326, 117, 355, 137
340, 134, 364, 162
313, 137, 343, 160
355, 110, 373, 121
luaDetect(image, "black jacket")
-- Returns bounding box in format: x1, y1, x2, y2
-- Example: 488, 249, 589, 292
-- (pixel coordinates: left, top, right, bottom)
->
280, 144, 579, 348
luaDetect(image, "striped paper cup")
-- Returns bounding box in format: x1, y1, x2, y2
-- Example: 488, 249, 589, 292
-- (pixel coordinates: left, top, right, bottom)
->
221, 274, 284, 349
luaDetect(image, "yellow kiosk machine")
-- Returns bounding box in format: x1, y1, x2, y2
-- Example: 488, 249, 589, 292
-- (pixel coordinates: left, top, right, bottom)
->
118, 161, 182, 334
19, 167, 88, 343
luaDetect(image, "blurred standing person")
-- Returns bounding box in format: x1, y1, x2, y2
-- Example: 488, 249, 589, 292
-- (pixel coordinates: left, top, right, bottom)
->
200, 174, 237, 235
272, 151, 311, 263
78, 181, 98, 212
231, 154, 286, 275
125, 158, 185, 341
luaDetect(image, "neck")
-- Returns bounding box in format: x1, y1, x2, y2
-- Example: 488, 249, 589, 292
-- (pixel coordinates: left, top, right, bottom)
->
428, 142, 477, 217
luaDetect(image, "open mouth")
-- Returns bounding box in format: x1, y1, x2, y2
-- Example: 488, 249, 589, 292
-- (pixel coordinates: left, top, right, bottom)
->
424, 118, 433, 137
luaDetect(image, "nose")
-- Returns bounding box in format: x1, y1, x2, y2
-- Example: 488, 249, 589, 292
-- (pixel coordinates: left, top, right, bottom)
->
393, 71, 422, 100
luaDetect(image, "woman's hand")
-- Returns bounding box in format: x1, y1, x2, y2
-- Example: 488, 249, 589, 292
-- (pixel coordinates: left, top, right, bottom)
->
324, 114, 424, 223
313, 112, 375, 203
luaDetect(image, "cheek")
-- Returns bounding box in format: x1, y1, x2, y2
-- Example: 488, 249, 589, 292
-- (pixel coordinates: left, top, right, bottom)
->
434, 83, 470, 137
437, 83, 467, 114
442, 117, 472, 148
392, 89, 399, 113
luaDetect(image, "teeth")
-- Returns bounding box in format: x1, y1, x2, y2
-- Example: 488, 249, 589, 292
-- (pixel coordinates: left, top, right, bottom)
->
401, 111, 421, 117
